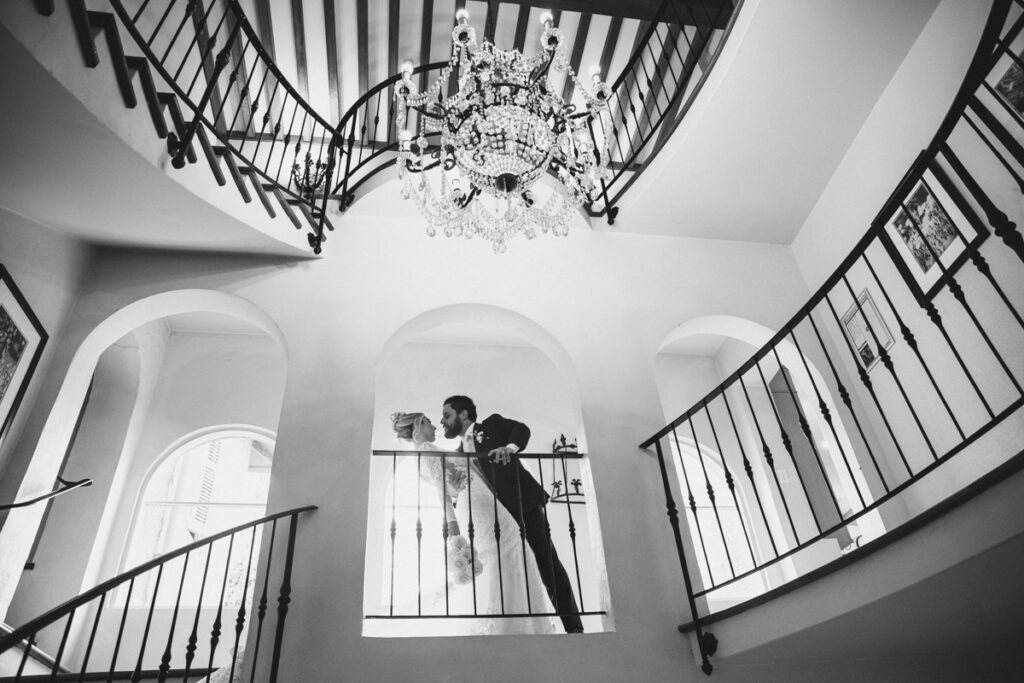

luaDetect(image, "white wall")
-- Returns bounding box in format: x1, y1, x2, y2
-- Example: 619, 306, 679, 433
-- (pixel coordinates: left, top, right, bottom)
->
0, 224, 803, 682
0, 210, 90, 499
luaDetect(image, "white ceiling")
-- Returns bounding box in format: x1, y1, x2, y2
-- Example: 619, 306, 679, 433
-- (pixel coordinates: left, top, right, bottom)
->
0, 0, 954, 251
617, 0, 942, 243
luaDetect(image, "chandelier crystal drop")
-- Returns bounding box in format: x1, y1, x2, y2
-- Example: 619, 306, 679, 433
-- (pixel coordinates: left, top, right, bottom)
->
394, 10, 612, 253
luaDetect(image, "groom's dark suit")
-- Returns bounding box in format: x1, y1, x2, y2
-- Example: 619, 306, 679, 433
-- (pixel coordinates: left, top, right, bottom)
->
459, 413, 583, 633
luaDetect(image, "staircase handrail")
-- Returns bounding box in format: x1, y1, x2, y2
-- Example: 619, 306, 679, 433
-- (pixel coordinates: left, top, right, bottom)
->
0, 477, 92, 512
0, 505, 316, 652
638, 0, 1020, 674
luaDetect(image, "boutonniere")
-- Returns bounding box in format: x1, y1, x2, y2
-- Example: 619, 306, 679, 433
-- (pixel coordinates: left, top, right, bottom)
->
474, 429, 486, 444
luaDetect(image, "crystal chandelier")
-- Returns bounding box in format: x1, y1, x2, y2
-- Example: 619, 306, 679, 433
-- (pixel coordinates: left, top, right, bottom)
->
394, 9, 612, 253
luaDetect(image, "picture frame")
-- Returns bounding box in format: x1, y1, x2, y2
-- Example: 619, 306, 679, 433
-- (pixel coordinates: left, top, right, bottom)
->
0, 265, 48, 446
993, 48, 1024, 116
841, 290, 894, 373
878, 169, 987, 303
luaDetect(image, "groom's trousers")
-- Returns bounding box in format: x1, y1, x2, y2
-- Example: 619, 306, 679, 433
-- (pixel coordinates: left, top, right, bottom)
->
523, 507, 584, 633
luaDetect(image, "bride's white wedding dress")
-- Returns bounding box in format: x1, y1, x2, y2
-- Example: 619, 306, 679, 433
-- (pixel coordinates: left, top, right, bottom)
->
416, 440, 557, 636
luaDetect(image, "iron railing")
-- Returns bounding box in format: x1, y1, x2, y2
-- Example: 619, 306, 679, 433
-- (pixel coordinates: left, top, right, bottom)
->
640, 0, 1023, 673
0, 506, 316, 682
365, 450, 605, 634
106, 0, 337, 252
0, 477, 92, 512
329, 0, 741, 225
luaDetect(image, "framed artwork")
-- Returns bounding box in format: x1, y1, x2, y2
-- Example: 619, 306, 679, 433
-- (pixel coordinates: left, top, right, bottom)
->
841, 290, 894, 373
879, 171, 986, 302
994, 50, 1024, 115
0, 265, 48, 445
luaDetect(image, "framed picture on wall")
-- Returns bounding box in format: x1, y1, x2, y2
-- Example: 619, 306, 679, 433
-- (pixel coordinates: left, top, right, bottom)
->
994, 49, 1024, 115
0, 265, 48, 445
878, 170, 986, 302
841, 290, 894, 373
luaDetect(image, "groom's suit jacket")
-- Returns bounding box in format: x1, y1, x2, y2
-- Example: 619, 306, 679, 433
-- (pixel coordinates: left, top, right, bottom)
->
458, 414, 549, 514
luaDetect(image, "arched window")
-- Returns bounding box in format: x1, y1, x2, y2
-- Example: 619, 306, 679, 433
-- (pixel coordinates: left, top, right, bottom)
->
121, 432, 273, 607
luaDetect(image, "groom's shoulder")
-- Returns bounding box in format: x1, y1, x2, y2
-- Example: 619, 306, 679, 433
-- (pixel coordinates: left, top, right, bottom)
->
481, 413, 505, 425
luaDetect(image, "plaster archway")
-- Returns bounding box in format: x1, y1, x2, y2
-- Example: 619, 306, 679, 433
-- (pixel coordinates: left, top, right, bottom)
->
0, 289, 287, 621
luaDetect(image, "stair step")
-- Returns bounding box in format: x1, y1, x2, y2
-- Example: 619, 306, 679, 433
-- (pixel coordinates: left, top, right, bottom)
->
196, 128, 226, 186
213, 146, 251, 202
87, 11, 137, 109
67, 0, 98, 68
287, 197, 332, 233
240, 168, 277, 218
265, 185, 302, 229
126, 56, 167, 138
157, 92, 198, 165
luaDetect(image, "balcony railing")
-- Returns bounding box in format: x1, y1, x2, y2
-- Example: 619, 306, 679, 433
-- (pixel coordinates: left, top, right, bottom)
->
329, 0, 741, 226
364, 450, 606, 636
640, 0, 1024, 673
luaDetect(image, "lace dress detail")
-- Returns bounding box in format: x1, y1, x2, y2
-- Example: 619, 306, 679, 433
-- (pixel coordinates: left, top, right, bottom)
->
416, 442, 557, 636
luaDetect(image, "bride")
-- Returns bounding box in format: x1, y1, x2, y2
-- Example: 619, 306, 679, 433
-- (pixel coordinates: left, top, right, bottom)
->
390, 411, 557, 635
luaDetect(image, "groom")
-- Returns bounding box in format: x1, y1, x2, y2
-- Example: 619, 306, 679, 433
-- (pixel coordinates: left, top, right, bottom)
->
441, 395, 584, 634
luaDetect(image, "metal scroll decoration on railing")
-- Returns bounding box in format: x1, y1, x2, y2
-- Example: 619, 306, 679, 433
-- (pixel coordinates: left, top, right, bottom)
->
0, 506, 316, 682
639, 0, 1023, 674
329, 0, 741, 226
106, 0, 336, 253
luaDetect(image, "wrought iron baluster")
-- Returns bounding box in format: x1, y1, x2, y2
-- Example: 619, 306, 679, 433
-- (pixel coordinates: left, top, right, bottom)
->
754, 360, 825, 533
898, 196, 1023, 396
720, 388, 778, 557
225, 41, 258, 132
653, 439, 715, 675
770, 346, 847, 520
860, 252, 965, 439
823, 292, 915, 478
237, 59, 272, 149
182, 543, 214, 682
512, 456, 533, 615
268, 514, 299, 683
702, 400, 757, 567
109, 578, 136, 676
389, 453, 397, 616
940, 142, 1024, 264
159, 0, 196, 66
227, 527, 258, 683
788, 329, 868, 509
49, 609, 74, 681
17, 634, 36, 679
184, 4, 230, 98
467, 452, 480, 614
78, 593, 105, 681
489, 459, 506, 614
416, 452, 423, 616
132, 566, 164, 683
925, 165, 1024, 333
738, 374, 801, 543
804, 309, 890, 492
274, 98, 302, 184
157, 553, 191, 682
144, 0, 175, 47
171, 0, 217, 83
247, 519, 277, 683
206, 534, 236, 671
686, 417, 735, 578
558, 455, 584, 614
962, 106, 1024, 194
441, 453, 450, 616
670, 427, 715, 585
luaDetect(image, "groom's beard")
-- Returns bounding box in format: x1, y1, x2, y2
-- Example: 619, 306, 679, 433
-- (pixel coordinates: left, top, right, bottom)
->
443, 416, 463, 440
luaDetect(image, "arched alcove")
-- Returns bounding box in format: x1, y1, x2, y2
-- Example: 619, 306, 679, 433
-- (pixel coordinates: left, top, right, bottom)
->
364, 303, 612, 637
0, 290, 288, 666
653, 315, 887, 610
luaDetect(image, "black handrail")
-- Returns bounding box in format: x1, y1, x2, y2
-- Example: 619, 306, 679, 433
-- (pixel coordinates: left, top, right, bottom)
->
0, 477, 92, 511
0, 505, 316, 682
640, 0, 1021, 673
0, 506, 316, 650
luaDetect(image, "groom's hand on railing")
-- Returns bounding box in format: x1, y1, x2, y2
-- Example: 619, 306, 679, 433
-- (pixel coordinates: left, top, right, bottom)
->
488, 444, 518, 465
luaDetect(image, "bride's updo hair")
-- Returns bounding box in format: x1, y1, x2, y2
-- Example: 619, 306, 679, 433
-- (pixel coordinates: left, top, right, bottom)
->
390, 411, 426, 441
